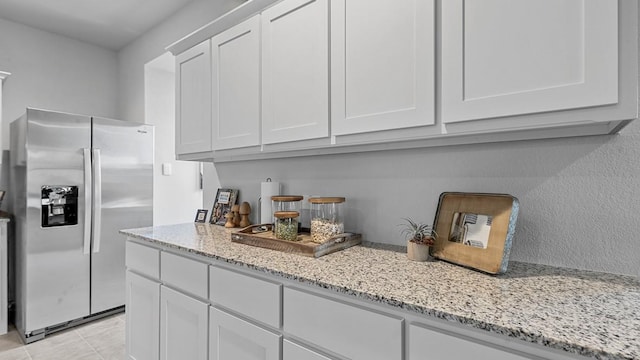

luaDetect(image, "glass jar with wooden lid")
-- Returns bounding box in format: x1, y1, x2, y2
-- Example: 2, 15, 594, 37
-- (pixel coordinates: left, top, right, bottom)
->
274, 211, 299, 241
271, 195, 303, 225
309, 197, 345, 244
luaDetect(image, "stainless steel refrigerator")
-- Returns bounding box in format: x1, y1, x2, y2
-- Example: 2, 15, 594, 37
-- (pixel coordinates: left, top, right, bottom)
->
9, 108, 153, 343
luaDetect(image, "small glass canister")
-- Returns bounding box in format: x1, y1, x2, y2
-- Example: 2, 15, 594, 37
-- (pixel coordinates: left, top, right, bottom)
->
271, 195, 303, 225
309, 197, 345, 244
274, 211, 299, 241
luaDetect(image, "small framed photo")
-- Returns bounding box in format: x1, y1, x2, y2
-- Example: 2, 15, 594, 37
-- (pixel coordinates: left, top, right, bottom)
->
194, 209, 208, 223
431, 192, 519, 275
210, 188, 239, 225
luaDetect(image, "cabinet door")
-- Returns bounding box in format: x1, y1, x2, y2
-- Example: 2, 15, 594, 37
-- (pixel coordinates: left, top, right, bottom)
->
283, 340, 333, 360
126, 271, 160, 360
409, 324, 532, 360
284, 287, 403, 360
261, 0, 329, 144
209, 307, 280, 360
160, 286, 209, 360
176, 41, 212, 155
442, 0, 618, 123
211, 15, 261, 150
331, 0, 435, 135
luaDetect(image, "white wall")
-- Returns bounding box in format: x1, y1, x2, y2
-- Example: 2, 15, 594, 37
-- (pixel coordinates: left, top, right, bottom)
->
213, 118, 640, 277
145, 54, 203, 225
0, 18, 118, 150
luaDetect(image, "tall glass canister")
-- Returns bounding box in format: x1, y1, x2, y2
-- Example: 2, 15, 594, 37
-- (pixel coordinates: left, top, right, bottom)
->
309, 197, 345, 244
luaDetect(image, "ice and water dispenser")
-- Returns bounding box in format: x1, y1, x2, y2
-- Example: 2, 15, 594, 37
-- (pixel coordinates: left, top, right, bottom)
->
41, 185, 78, 227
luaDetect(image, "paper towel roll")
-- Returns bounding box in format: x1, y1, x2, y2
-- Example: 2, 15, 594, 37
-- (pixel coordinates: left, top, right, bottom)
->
260, 181, 280, 224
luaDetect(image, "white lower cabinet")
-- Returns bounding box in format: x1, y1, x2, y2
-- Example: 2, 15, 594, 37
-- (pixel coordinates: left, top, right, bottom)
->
125, 239, 593, 360
283, 340, 333, 360
209, 307, 280, 360
409, 323, 532, 360
283, 287, 403, 360
160, 286, 209, 360
125, 271, 160, 360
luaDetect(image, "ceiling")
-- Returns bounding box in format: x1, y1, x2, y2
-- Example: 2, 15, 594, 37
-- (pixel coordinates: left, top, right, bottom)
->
0, 0, 197, 50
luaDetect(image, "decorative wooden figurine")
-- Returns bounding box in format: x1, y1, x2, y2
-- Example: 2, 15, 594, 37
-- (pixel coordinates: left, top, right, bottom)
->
231, 204, 241, 227
224, 212, 235, 228
239, 202, 252, 228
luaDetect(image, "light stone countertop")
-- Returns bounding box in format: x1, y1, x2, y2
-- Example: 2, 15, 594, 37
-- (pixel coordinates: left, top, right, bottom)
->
121, 223, 640, 360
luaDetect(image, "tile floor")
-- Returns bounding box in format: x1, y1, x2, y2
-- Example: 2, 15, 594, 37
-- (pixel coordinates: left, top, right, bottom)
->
0, 313, 125, 360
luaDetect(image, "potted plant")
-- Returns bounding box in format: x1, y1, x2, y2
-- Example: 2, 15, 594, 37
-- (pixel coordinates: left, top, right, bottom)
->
400, 218, 437, 261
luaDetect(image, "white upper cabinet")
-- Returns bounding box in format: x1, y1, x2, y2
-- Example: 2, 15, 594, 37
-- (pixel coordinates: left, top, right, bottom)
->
331, 0, 435, 136
441, 0, 618, 124
175, 41, 212, 155
211, 15, 261, 150
261, 0, 329, 144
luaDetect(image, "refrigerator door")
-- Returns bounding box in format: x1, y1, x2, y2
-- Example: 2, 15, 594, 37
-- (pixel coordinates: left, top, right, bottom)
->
91, 117, 153, 314
23, 109, 92, 332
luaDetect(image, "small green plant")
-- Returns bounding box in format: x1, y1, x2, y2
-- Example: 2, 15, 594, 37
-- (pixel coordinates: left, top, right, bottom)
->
399, 218, 437, 246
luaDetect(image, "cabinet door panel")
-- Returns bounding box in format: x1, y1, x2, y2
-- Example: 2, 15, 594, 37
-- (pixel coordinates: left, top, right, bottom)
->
126, 241, 160, 280
212, 15, 261, 150
160, 286, 208, 360
126, 271, 160, 360
209, 266, 281, 328
176, 41, 212, 154
409, 324, 532, 360
160, 252, 208, 299
209, 307, 280, 360
331, 0, 435, 135
442, 0, 618, 123
283, 340, 333, 360
262, 0, 329, 144
284, 287, 402, 360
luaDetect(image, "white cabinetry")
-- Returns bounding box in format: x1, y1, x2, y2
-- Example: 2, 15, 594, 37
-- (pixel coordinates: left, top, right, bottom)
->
283, 287, 403, 360
209, 307, 281, 360
209, 266, 281, 328
170, 0, 636, 161
125, 241, 161, 360
409, 323, 532, 360
125, 271, 160, 360
330, 0, 435, 136
283, 340, 333, 360
261, 0, 329, 144
176, 41, 212, 155
160, 286, 209, 360
211, 15, 261, 150
441, 0, 618, 125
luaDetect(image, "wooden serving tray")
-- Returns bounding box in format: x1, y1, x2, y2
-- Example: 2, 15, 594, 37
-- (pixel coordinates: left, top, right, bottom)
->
231, 224, 361, 258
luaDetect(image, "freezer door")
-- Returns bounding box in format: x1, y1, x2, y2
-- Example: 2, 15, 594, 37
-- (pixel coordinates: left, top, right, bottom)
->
91, 118, 153, 314
23, 109, 92, 332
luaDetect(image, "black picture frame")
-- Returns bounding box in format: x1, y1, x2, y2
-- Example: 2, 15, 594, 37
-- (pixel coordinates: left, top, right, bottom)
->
194, 209, 208, 223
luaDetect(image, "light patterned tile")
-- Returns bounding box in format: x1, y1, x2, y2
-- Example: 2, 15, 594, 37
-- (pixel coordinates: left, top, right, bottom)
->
27, 335, 98, 360
75, 315, 122, 339
0, 347, 30, 360
24, 329, 80, 357
0, 328, 24, 352
80, 320, 125, 360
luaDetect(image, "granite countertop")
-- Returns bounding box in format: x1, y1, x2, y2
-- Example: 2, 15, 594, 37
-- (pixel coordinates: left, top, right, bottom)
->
121, 223, 640, 360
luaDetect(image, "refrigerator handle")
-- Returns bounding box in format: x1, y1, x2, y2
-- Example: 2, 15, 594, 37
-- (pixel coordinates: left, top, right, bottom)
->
92, 148, 102, 253
83, 148, 92, 255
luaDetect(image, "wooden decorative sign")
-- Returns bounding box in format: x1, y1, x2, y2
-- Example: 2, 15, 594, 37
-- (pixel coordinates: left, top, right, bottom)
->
431, 192, 519, 275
